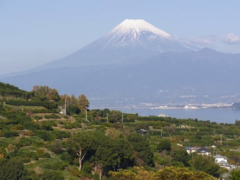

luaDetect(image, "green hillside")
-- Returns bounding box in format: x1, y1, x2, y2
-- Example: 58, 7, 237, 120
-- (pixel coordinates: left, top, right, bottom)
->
0, 82, 240, 180
0, 82, 29, 99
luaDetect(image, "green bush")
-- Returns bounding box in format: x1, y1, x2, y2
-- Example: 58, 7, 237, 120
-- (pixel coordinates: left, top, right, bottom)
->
0, 158, 28, 180
0, 82, 29, 98
44, 161, 66, 170
16, 149, 38, 161
6, 100, 44, 107
35, 131, 55, 141
34, 116, 42, 120
19, 138, 32, 147
43, 153, 51, 158
53, 131, 71, 139
60, 152, 73, 164
0, 102, 3, 111
0, 131, 5, 137
23, 122, 40, 131
41, 170, 64, 180
50, 140, 63, 154
64, 122, 81, 129
5, 131, 19, 138
157, 139, 171, 152
44, 114, 60, 119
40, 122, 56, 131
32, 109, 57, 113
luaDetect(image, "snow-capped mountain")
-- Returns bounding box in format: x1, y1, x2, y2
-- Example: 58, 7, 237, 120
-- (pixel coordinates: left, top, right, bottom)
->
99, 19, 196, 52
101, 19, 171, 49
30, 19, 198, 71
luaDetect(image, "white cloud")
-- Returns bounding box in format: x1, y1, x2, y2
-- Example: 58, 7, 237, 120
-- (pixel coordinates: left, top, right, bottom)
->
178, 35, 218, 46
189, 37, 213, 45
169, 36, 213, 46
222, 33, 240, 45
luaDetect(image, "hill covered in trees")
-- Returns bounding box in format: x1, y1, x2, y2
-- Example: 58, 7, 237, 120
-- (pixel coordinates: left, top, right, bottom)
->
1, 82, 240, 180
0, 82, 29, 99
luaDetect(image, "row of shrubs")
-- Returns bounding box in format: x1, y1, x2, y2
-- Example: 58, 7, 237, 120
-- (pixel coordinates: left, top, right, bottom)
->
6, 100, 44, 106
0, 131, 19, 138
6, 100, 58, 110
44, 114, 61, 119
32, 109, 59, 113
16, 149, 51, 163
35, 114, 69, 120
0, 126, 71, 140
35, 130, 71, 141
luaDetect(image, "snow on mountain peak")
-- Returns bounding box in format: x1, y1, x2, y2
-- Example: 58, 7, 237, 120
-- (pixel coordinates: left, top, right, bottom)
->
111, 19, 171, 38
99, 19, 197, 52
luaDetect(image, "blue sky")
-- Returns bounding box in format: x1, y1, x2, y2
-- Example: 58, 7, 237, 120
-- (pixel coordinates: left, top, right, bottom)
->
0, 0, 240, 75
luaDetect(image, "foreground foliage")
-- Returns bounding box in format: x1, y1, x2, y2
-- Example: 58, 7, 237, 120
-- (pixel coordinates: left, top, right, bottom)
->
109, 166, 215, 180
0, 158, 28, 180
1, 82, 240, 180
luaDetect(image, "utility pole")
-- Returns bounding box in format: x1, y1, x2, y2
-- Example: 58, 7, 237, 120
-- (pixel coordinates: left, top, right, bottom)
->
64, 98, 67, 115
221, 134, 222, 146
107, 113, 109, 123
86, 109, 89, 122
161, 128, 163, 137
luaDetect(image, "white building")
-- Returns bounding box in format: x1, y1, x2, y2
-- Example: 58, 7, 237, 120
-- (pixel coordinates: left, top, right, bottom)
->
185, 146, 200, 154
214, 155, 228, 164
214, 154, 236, 170
185, 146, 211, 156
197, 147, 211, 156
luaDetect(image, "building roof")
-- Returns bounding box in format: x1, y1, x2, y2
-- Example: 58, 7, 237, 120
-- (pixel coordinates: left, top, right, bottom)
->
136, 129, 147, 135
185, 146, 201, 151
214, 155, 227, 159
197, 147, 211, 153
218, 160, 229, 165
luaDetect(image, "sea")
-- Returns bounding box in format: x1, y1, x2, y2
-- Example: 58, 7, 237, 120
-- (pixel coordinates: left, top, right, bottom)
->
104, 107, 240, 124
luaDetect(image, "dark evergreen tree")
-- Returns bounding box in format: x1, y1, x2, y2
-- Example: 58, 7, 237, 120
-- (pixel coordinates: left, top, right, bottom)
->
157, 139, 171, 152
0, 158, 28, 180
128, 133, 154, 167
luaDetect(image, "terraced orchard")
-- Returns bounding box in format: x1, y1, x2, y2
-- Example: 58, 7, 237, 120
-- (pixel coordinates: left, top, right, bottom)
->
0, 83, 239, 180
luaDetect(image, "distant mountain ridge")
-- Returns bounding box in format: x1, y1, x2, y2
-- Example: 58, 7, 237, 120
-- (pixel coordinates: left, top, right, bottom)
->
1, 19, 240, 105
233, 102, 240, 110
2, 48, 240, 105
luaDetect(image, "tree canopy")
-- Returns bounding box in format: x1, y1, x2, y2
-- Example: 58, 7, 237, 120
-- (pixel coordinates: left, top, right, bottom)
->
109, 166, 215, 180
157, 139, 171, 152
0, 158, 28, 180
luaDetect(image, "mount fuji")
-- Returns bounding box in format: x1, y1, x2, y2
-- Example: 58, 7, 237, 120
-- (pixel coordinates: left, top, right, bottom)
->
1, 19, 240, 106
27, 19, 198, 72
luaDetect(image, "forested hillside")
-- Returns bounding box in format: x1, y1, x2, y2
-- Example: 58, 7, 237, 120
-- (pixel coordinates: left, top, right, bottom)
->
0, 82, 29, 99
0, 82, 240, 180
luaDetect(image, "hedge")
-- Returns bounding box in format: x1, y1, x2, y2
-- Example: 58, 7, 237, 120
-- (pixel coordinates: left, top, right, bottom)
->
6, 100, 44, 107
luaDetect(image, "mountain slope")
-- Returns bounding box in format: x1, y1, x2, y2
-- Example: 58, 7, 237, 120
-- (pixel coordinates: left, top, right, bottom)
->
24, 19, 198, 73
2, 49, 240, 105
